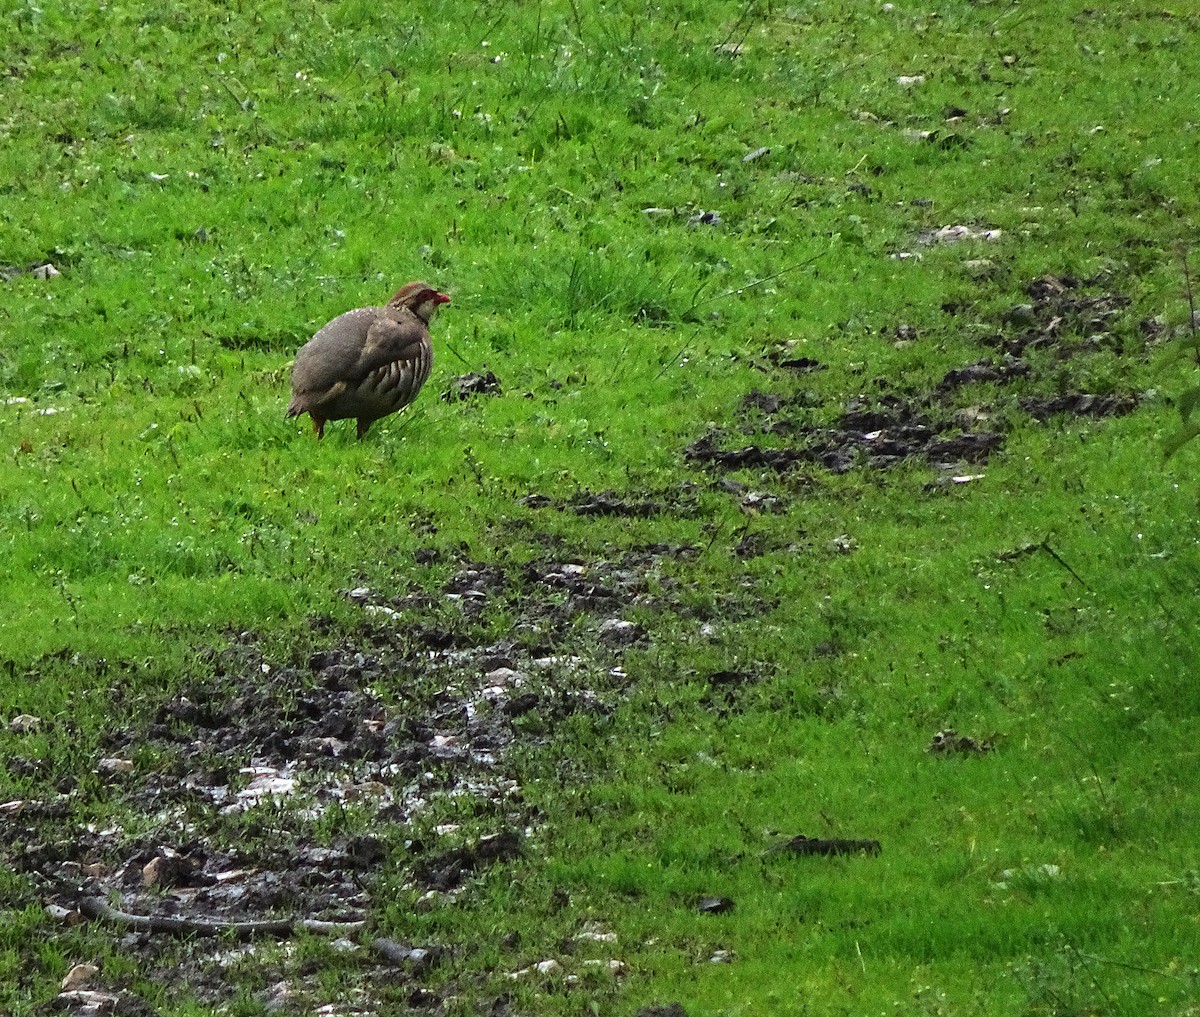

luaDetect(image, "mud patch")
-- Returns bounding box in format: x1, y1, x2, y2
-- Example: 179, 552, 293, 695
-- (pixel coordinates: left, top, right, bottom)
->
691, 273, 1140, 481
1019, 392, 1138, 420
982, 273, 1133, 360
687, 393, 1004, 475
937, 358, 1031, 391
8, 543, 746, 1010
19, 626, 532, 1008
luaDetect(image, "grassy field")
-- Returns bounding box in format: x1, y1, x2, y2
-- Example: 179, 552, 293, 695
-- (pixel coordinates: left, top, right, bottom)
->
3, 0, 1200, 1013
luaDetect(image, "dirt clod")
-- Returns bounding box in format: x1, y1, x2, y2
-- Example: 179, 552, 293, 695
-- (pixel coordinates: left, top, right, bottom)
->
696, 896, 735, 914
928, 729, 995, 754
773, 835, 882, 857
443, 370, 502, 401
636, 1005, 690, 1017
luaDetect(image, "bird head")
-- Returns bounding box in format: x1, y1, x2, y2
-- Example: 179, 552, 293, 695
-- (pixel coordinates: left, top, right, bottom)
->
388, 281, 451, 322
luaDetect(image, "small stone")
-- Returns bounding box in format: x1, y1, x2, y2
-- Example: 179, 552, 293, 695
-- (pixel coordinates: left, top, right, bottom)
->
56, 990, 121, 1011
373, 939, 440, 972
599, 618, 644, 644
142, 855, 178, 887
9, 714, 41, 733
31, 263, 61, 280
709, 949, 735, 963
508, 958, 563, 980
697, 896, 735, 915
574, 930, 618, 943
828, 534, 858, 555
429, 733, 461, 754
61, 963, 99, 991
739, 491, 780, 514
262, 980, 293, 1011
97, 758, 134, 775
581, 958, 628, 974
920, 224, 1002, 246
141, 844, 190, 887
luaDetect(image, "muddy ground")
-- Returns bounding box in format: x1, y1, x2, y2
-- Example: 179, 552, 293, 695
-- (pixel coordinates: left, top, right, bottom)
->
14, 548, 682, 1012
5, 273, 1149, 1015
688, 272, 1142, 481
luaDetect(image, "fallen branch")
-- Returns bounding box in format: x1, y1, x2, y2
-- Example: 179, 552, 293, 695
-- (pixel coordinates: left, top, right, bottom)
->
77, 895, 365, 939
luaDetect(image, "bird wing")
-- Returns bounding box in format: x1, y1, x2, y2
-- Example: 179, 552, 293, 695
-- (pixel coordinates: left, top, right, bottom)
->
356, 309, 430, 376
290, 307, 381, 403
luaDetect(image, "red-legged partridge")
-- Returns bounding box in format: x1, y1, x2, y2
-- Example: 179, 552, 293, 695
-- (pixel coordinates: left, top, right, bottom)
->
287, 281, 450, 439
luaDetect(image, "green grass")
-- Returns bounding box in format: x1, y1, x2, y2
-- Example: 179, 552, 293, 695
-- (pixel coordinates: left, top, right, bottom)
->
4, 0, 1200, 1013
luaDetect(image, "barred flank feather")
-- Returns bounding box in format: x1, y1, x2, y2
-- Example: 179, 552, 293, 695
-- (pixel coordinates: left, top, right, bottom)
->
356, 342, 432, 416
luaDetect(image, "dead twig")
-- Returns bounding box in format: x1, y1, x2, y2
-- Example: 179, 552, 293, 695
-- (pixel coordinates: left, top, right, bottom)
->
1038, 539, 1089, 589
438, 334, 473, 368
77, 895, 365, 939
715, 0, 760, 54
681, 251, 828, 322
996, 537, 1089, 590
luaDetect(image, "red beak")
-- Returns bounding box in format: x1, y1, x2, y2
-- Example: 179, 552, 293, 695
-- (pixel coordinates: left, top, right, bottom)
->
434, 291, 451, 304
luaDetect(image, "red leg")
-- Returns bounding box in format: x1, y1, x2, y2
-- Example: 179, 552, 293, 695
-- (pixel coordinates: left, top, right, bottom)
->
312, 415, 326, 439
